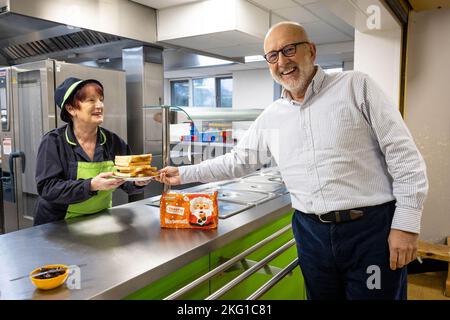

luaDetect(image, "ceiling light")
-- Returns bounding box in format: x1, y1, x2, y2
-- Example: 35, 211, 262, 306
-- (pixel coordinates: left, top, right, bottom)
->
245, 55, 265, 63
197, 55, 231, 66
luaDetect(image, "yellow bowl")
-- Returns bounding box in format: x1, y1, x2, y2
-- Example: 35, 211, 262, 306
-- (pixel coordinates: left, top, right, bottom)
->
29, 264, 69, 290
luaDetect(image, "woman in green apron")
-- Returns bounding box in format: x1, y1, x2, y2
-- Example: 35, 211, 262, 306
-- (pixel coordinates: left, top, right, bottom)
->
33, 77, 150, 225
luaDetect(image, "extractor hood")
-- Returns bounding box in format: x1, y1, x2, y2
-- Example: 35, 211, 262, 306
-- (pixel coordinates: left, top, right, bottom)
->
0, 12, 144, 65
0, 0, 157, 65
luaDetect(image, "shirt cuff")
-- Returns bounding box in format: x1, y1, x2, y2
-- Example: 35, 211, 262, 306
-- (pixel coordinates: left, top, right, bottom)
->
391, 206, 422, 234
178, 165, 198, 184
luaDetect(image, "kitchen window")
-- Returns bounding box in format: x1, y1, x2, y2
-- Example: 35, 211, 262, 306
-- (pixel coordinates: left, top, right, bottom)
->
216, 77, 232, 108
193, 77, 216, 107
170, 76, 233, 108
170, 80, 190, 107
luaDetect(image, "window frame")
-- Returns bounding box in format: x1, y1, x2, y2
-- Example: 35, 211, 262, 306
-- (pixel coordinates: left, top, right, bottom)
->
216, 76, 233, 108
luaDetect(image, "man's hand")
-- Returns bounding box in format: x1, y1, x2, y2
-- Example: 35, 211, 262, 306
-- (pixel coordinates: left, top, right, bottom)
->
155, 166, 181, 185
388, 229, 419, 270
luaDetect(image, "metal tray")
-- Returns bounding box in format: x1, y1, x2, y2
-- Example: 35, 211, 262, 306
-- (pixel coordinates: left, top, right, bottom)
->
216, 189, 272, 205
217, 201, 253, 219
221, 181, 285, 194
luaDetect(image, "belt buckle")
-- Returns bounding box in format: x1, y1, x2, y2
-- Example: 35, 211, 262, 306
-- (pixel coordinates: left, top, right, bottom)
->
318, 213, 333, 223
349, 209, 364, 220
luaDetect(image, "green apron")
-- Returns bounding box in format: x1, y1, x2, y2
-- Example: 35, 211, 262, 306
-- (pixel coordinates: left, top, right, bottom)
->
65, 160, 115, 220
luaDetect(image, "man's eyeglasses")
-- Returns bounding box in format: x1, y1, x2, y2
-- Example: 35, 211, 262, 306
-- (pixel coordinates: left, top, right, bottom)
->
264, 41, 309, 64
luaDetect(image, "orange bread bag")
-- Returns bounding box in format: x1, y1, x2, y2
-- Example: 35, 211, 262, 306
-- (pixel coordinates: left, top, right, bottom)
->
160, 191, 218, 229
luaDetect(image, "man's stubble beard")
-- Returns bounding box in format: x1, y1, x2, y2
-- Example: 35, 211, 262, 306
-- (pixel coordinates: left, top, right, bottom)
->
271, 62, 315, 94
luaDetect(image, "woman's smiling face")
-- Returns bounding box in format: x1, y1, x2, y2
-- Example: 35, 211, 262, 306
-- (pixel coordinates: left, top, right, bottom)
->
67, 83, 104, 126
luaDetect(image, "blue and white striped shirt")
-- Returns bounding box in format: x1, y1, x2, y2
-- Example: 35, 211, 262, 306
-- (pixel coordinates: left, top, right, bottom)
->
179, 66, 428, 233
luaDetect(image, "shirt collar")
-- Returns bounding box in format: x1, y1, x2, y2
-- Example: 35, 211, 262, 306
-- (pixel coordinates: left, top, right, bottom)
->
281, 65, 326, 104
65, 123, 107, 147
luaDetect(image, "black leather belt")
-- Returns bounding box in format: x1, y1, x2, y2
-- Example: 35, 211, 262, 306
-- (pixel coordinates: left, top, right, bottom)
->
305, 209, 364, 224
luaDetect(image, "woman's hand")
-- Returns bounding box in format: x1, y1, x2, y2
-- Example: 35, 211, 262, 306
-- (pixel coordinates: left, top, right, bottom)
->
90, 172, 125, 191
155, 166, 181, 185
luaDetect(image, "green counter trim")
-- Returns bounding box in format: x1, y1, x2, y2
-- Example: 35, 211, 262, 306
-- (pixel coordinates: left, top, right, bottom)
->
210, 210, 305, 300
125, 255, 210, 300
126, 210, 306, 300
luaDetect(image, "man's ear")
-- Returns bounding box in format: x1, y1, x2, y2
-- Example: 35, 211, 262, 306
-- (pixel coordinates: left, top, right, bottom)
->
309, 42, 317, 61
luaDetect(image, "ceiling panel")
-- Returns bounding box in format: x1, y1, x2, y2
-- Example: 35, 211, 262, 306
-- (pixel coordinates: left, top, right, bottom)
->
131, 0, 200, 9
305, 2, 354, 38
249, 0, 297, 10
294, 0, 324, 4
274, 6, 320, 23
302, 20, 353, 44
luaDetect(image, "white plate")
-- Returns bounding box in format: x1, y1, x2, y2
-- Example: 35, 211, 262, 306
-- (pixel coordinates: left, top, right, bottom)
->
112, 176, 157, 182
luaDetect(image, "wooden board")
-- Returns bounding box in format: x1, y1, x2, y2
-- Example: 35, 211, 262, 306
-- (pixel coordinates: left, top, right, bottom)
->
417, 239, 450, 262
417, 237, 450, 297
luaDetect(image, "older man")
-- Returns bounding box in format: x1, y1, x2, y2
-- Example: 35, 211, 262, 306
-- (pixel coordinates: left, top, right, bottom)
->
158, 22, 428, 300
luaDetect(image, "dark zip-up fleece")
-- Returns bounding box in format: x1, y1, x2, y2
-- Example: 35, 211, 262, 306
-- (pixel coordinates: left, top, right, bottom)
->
33, 124, 144, 225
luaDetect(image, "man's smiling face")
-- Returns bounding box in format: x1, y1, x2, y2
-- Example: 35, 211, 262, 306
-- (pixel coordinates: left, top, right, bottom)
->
264, 23, 316, 96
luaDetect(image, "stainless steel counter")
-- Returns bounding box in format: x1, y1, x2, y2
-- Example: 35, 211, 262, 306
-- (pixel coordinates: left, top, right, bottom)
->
0, 175, 292, 300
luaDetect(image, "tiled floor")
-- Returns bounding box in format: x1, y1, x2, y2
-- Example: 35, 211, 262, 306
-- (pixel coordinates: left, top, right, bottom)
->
408, 271, 450, 300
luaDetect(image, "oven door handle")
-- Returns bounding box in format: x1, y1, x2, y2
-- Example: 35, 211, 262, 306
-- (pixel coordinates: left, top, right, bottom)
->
7, 151, 25, 204
9, 151, 26, 174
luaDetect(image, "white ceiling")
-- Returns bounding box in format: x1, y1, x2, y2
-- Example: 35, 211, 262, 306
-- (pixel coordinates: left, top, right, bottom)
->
130, 0, 355, 76
131, 0, 199, 9
273, 5, 319, 23
132, 0, 354, 45
250, 0, 354, 44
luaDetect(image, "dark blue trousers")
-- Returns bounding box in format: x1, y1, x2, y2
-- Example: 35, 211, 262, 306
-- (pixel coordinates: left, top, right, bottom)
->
292, 201, 407, 300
